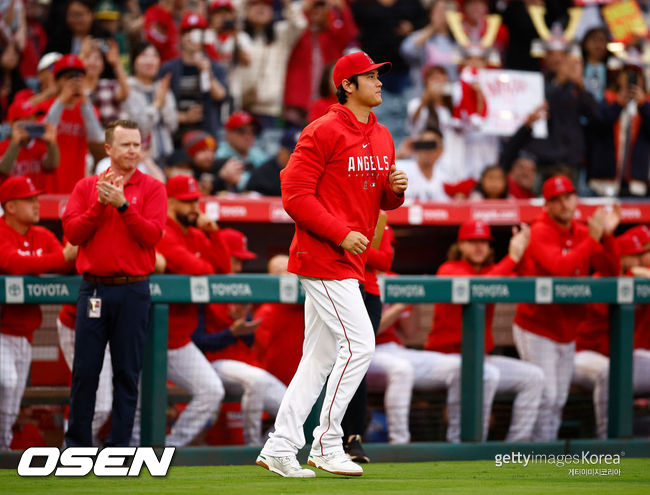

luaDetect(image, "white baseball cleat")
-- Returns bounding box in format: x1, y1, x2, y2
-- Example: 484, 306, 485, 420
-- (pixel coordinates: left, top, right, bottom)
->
307, 451, 364, 476
256, 454, 316, 478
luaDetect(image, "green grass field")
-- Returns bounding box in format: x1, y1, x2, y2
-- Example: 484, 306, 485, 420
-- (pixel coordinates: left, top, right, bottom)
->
1, 459, 649, 495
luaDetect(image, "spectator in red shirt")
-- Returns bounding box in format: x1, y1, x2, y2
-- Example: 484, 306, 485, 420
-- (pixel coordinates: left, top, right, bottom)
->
253, 255, 305, 386
574, 231, 650, 439
513, 176, 620, 442
62, 119, 167, 447
131, 175, 230, 447
427, 220, 545, 442
0, 176, 77, 450
0, 98, 59, 191
44, 54, 104, 194
193, 228, 288, 446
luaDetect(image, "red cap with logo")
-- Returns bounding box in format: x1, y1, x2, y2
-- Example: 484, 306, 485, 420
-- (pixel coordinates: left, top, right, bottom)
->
7, 99, 41, 122
225, 111, 258, 131
0, 177, 44, 203
166, 175, 202, 201
542, 176, 576, 201
626, 225, 650, 246
616, 233, 645, 257
53, 54, 86, 78
220, 228, 257, 259
209, 0, 234, 11
332, 51, 391, 89
181, 12, 208, 31
458, 220, 493, 241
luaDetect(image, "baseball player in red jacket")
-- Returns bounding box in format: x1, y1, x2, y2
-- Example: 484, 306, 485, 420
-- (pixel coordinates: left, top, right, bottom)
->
131, 176, 229, 447
257, 51, 408, 478
513, 176, 620, 442
574, 230, 650, 439
427, 220, 544, 442
0, 177, 77, 449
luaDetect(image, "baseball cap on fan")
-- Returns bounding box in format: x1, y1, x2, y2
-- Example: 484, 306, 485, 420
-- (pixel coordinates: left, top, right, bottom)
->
332, 51, 391, 88
457, 220, 494, 241
220, 228, 257, 259
542, 176, 576, 201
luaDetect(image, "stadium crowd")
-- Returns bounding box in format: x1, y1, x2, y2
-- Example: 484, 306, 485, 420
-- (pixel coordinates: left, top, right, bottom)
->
1, 0, 650, 455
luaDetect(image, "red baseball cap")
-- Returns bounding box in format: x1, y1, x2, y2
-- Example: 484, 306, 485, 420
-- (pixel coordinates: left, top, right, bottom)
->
7, 99, 41, 122
225, 111, 258, 131
220, 228, 257, 259
209, 0, 234, 11
626, 225, 650, 246
458, 220, 493, 241
166, 175, 202, 201
616, 233, 645, 257
53, 54, 86, 78
181, 12, 208, 31
542, 176, 576, 201
0, 177, 44, 203
332, 51, 391, 89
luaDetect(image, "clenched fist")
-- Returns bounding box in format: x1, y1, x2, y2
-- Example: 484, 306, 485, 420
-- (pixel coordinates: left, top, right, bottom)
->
340, 231, 369, 255
389, 165, 408, 195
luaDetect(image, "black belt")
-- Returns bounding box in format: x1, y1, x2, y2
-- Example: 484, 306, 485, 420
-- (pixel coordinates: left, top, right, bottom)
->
83, 274, 149, 286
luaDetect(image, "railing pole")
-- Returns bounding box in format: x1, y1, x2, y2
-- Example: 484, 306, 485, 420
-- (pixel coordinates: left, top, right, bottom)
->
608, 303, 635, 439
461, 303, 485, 442
141, 303, 168, 446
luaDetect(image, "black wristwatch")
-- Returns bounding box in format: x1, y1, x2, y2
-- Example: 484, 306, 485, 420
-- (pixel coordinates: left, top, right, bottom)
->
117, 201, 129, 213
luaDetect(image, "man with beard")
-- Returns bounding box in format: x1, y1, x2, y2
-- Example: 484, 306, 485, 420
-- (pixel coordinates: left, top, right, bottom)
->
130, 175, 231, 446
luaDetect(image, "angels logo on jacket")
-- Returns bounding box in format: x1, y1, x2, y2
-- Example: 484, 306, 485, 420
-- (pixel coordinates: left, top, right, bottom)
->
347, 154, 391, 175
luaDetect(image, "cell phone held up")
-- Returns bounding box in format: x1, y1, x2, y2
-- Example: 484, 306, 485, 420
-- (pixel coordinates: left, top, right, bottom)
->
19, 123, 46, 139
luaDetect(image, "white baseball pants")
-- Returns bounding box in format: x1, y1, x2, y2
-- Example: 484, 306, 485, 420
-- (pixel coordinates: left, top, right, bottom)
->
57, 318, 113, 445
484, 355, 544, 441
211, 359, 287, 446
132, 341, 225, 446
513, 323, 575, 441
0, 334, 31, 450
574, 348, 650, 439
261, 277, 375, 457
367, 342, 499, 444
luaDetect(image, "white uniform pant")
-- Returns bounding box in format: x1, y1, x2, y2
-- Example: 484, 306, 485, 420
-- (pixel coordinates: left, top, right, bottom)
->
262, 277, 375, 457
212, 359, 287, 446
367, 342, 499, 444
485, 355, 544, 442
513, 323, 575, 441
57, 318, 113, 445
132, 341, 225, 447
0, 334, 31, 450
573, 348, 650, 439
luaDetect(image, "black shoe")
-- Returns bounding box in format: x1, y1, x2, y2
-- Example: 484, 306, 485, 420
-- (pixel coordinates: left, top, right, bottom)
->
344, 434, 370, 463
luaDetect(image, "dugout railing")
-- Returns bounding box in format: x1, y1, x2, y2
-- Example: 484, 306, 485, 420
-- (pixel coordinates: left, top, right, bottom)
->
0, 274, 647, 447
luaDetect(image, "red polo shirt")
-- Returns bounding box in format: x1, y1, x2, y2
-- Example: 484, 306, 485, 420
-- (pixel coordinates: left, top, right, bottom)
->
156, 218, 231, 349
62, 170, 167, 276
0, 217, 69, 341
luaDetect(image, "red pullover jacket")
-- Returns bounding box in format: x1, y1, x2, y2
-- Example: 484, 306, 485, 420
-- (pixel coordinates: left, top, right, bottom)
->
281, 104, 404, 281
514, 211, 619, 343
0, 217, 70, 341
156, 218, 231, 349
426, 256, 518, 354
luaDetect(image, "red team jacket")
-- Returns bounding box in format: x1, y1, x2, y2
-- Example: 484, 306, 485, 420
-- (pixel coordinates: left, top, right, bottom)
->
281, 104, 404, 281
364, 224, 395, 296
0, 217, 70, 341
156, 218, 231, 349
62, 170, 167, 276
426, 256, 518, 354
514, 211, 619, 343
253, 303, 305, 386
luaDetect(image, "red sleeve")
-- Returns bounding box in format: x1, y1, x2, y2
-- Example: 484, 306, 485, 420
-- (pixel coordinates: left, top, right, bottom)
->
332, 5, 358, 50
380, 144, 404, 211
485, 255, 517, 276
206, 230, 231, 274
157, 227, 217, 275
281, 127, 350, 245
253, 304, 274, 363
0, 229, 66, 275
590, 234, 620, 276
120, 180, 167, 248
62, 179, 108, 246
525, 224, 601, 276
366, 226, 394, 272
